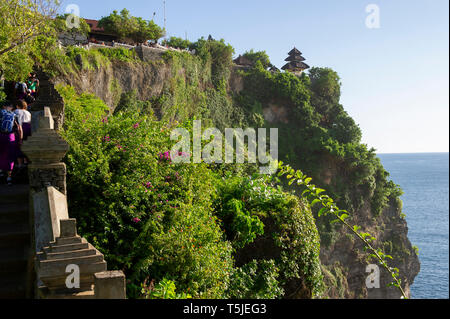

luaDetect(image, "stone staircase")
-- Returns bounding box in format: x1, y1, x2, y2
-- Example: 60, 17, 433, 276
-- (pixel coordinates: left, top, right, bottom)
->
32, 72, 65, 129
37, 219, 108, 299
0, 184, 32, 299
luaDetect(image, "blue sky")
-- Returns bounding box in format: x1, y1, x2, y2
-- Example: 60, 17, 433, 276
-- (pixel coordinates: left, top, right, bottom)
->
63, 0, 449, 153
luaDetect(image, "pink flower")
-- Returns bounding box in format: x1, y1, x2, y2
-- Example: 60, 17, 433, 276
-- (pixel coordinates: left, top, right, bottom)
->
178, 152, 190, 157
133, 218, 141, 223
133, 123, 140, 129
142, 182, 153, 190
158, 151, 173, 163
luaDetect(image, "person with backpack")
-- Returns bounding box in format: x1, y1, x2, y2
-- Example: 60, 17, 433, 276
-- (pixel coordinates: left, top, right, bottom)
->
0, 101, 22, 185
14, 100, 31, 170
14, 81, 28, 100
27, 73, 39, 97
24, 89, 36, 108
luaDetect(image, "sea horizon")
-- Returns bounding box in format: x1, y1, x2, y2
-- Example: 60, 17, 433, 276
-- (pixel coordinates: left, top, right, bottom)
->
378, 152, 449, 299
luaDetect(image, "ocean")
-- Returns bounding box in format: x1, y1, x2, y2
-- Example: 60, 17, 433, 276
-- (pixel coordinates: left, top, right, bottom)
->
378, 153, 449, 299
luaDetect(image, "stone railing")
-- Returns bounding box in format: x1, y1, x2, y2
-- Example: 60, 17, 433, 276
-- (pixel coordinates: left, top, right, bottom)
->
22, 107, 126, 299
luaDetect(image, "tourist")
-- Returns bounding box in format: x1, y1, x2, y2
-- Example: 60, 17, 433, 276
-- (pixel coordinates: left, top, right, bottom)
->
14, 100, 31, 170
0, 101, 22, 185
24, 89, 36, 107
14, 81, 28, 100
27, 72, 39, 97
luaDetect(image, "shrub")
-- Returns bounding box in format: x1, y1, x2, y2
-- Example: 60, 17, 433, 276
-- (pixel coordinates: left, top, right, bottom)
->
214, 175, 324, 298
0, 87, 7, 104
243, 49, 271, 69
227, 260, 283, 299
162, 37, 192, 50
59, 85, 234, 299
58, 84, 325, 299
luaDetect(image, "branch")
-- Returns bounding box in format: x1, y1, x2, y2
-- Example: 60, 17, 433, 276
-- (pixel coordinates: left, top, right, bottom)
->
0, 31, 44, 56
278, 162, 408, 299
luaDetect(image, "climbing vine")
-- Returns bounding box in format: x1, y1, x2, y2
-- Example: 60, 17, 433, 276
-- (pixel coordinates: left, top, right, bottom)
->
277, 162, 407, 299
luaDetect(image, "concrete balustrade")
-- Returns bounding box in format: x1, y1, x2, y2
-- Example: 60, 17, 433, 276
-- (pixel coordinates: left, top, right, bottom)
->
21, 107, 126, 299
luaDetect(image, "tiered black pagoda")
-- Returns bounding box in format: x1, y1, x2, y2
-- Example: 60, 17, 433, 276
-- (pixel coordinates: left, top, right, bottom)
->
281, 47, 310, 75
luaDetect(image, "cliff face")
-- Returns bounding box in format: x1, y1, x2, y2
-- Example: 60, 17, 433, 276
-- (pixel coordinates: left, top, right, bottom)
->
54, 55, 171, 111
52, 53, 420, 299
318, 199, 420, 299
255, 90, 420, 299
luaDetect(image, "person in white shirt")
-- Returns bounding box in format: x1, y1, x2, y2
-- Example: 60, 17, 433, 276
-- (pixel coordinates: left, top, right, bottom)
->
14, 100, 32, 169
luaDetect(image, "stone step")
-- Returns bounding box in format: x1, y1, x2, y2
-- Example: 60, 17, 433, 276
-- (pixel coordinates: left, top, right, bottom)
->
43, 239, 89, 254
39, 253, 105, 275
0, 273, 26, 299
45, 246, 97, 261
0, 245, 26, 259
0, 252, 27, 274
55, 236, 83, 246
0, 185, 29, 204
0, 203, 29, 224
40, 262, 107, 290
0, 224, 30, 248
39, 260, 107, 279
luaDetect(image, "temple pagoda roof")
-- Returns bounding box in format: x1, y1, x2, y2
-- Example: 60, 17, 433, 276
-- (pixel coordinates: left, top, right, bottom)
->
281, 61, 310, 71
285, 54, 306, 62
288, 47, 303, 56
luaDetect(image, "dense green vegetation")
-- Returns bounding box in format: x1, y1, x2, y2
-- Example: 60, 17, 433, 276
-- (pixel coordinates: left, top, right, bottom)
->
278, 163, 406, 298
98, 9, 165, 43
151, 46, 403, 229
0, 87, 7, 103
58, 85, 323, 299
54, 13, 91, 41
162, 37, 192, 50
0, 1, 410, 298
242, 49, 272, 69
233, 62, 403, 246
0, 2, 164, 80
0, 0, 61, 80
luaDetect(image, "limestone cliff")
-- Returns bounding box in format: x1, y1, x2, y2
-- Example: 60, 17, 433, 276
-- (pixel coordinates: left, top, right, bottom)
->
51, 50, 420, 299
54, 56, 171, 111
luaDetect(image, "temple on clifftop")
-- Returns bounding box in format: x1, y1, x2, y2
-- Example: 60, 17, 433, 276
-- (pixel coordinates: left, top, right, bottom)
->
281, 47, 310, 75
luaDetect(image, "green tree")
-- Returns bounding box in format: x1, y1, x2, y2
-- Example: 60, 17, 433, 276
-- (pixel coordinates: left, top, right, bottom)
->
132, 17, 164, 44
190, 37, 235, 89
162, 36, 191, 50
0, 0, 60, 80
98, 9, 164, 44
0, 0, 59, 56
243, 49, 271, 69
54, 14, 91, 42
98, 9, 134, 41
308, 67, 341, 125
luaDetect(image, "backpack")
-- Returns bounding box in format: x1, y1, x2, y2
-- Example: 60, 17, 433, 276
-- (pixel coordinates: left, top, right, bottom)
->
25, 94, 35, 105
16, 82, 27, 94
0, 110, 15, 133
